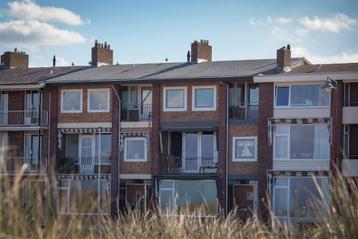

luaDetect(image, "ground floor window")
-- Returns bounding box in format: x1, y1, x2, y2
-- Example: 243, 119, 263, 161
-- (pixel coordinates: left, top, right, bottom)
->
58, 178, 110, 215
272, 176, 330, 222
159, 179, 218, 216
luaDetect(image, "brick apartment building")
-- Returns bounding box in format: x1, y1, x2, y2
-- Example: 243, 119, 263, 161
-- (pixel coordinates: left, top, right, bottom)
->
0, 40, 357, 223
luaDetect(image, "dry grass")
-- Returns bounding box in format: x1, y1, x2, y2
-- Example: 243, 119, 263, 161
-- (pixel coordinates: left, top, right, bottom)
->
0, 170, 357, 239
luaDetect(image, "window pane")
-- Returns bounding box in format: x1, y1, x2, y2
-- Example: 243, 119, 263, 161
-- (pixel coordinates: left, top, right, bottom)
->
95, 134, 112, 162
89, 90, 109, 111
235, 138, 255, 159
274, 188, 288, 217
66, 134, 78, 162
166, 89, 184, 108
291, 85, 329, 107
160, 190, 174, 211
195, 88, 214, 108
276, 87, 289, 106
275, 135, 288, 159
126, 138, 145, 160
201, 134, 214, 159
314, 126, 330, 159
249, 84, 259, 105
62, 91, 81, 111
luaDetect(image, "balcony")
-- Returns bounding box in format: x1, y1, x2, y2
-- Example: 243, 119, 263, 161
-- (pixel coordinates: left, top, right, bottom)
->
343, 101, 358, 124
342, 155, 358, 177
0, 110, 48, 127
0, 157, 47, 174
229, 104, 259, 120
159, 156, 218, 174
121, 104, 152, 122
57, 156, 111, 175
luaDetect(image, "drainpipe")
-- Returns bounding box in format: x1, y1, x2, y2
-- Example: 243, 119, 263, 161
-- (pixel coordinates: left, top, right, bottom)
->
225, 83, 229, 215
98, 127, 102, 213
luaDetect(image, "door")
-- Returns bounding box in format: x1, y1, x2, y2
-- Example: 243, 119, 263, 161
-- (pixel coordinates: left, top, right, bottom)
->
79, 135, 95, 174
233, 184, 255, 221
183, 133, 199, 172
24, 134, 40, 171
25, 91, 40, 125
0, 92, 8, 125
140, 86, 152, 121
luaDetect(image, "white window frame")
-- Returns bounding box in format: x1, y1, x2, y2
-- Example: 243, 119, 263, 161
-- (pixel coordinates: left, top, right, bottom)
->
87, 88, 110, 113
124, 137, 147, 162
61, 89, 83, 113
163, 86, 187, 112
192, 85, 217, 111
232, 136, 257, 162
274, 83, 331, 109
273, 124, 330, 161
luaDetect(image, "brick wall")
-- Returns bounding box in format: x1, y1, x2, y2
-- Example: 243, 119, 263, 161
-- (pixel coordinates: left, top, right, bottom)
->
331, 81, 343, 172
257, 82, 273, 219
57, 85, 113, 123
151, 83, 161, 199
49, 86, 58, 173
111, 85, 120, 216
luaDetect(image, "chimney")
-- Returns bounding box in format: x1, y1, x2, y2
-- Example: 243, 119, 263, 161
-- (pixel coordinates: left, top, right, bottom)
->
277, 44, 291, 68
191, 39, 212, 62
91, 40, 113, 66
1, 48, 29, 69
53, 55, 56, 68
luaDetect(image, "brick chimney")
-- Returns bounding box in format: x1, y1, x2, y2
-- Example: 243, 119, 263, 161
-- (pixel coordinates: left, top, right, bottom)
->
191, 39, 212, 62
1, 48, 29, 69
277, 44, 291, 68
91, 40, 113, 66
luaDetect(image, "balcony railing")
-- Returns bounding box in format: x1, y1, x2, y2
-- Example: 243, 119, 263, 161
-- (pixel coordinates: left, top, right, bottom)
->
0, 157, 47, 174
229, 104, 259, 120
57, 156, 111, 174
159, 156, 218, 174
0, 110, 48, 127
344, 101, 358, 107
121, 104, 152, 122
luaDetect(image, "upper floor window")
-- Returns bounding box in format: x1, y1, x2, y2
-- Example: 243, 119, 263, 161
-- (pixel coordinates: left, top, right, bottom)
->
124, 137, 147, 162
228, 82, 259, 119
163, 87, 187, 112
88, 89, 110, 112
273, 124, 330, 160
233, 136, 257, 161
275, 84, 330, 108
61, 89, 82, 113
192, 86, 216, 111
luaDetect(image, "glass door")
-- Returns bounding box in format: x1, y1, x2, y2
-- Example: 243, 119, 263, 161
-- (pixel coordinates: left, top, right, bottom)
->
183, 133, 199, 172
0, 92, 8, 125
201, 133, 215, 167
140, 86, 152, 121
25, 91, 40, 125
79, 135, 95, 174
24, 134, 40, 171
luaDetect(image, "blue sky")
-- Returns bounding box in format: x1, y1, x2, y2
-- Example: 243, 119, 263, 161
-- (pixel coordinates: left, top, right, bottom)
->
0, 0, 357, 67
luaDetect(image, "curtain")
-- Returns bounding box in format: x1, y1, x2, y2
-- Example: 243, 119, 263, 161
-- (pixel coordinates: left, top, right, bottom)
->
314, 126, 330, 159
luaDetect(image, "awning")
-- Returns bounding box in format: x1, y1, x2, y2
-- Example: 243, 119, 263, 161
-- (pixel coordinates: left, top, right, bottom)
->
56, 174, 110, 180
268, 170, 330, 177
58, 128, 111, 134
268, 117, 330, 124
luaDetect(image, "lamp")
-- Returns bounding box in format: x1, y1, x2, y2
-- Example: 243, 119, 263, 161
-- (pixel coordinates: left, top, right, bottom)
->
321, 77, 337, 93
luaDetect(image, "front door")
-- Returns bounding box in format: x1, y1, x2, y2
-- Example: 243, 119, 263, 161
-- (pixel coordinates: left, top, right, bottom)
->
233, 184, 255, 221
79, 135, 95, 174
24, 134, 40, 171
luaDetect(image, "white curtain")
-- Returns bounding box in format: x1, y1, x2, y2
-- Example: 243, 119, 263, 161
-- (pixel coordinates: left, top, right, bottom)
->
314, 126, 330, 159
0, 132, 8, 170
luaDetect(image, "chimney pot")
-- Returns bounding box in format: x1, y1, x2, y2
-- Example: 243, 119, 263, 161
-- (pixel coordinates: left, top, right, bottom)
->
91, 40, 113, 66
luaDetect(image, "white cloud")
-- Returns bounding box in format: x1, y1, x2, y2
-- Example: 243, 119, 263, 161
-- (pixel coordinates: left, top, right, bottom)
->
0, 20, 86, 46
249, 17, 260, 26
298, 14, 357, 33
292, 46, 358, 63
55, 56, 71, 66
267, 16, 292, 25
7, 0, 85, 26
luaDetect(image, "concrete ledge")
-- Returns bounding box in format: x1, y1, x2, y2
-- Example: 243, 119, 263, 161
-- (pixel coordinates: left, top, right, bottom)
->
58, 122, 112, 128
342, 159, 358, 177
343, 106, 358, 124
120, 174, 152, 179
120, 122, 151, 128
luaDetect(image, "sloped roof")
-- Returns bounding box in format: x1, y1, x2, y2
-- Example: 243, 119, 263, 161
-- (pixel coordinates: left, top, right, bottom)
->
280, 63, 358, 76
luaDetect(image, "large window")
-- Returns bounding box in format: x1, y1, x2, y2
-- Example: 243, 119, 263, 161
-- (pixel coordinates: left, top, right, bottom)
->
61, 89, 82, 113
233, 136, 257, 161
88, 89, 109, 112
124, 137, 147, 162
275, 84, 330, 107
159, 180, 218, 216
274, 125, 330, 160
272, 177, 330, 221
163, 87, 187, 112
192, 86, 216, 111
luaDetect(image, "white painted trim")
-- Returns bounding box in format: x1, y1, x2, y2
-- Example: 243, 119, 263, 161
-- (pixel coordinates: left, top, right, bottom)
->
163, 86, 187, 112
58, 122, 112, 128
0, 83, 45, 90
124, 137, 147, 162
254, 72, 358, 83
232, 136, 257, 162
60, 89, 83, 113
192, 85, 217, 111
87, 88, 110, 113
119, 174, 152, 179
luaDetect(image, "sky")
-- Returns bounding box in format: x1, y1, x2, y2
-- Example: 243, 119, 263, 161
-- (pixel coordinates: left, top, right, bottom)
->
0, 0, 357, 67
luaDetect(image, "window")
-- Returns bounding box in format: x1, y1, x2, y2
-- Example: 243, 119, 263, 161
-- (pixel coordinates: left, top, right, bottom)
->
233, 137, 257, 161
275, 84, 330, 108
272, 177, 330, 220
95, 134, 112, 164
273, 125, 330, 160
159, 180, 218, 216
88, 89, 109, 112
61, 90, 82, 113
192, 86, 216, 111
163, 87, 187, 112
124, 137, 147, 161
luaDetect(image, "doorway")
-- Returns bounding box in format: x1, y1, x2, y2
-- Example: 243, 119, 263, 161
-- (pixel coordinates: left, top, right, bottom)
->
233, 181, 258, 221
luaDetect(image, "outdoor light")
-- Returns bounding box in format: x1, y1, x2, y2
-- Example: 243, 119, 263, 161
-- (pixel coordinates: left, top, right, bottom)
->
321, 77, 337, 93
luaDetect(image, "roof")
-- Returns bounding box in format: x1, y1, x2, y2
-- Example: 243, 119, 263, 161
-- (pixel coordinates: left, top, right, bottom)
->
0, 66, 89, 86
279, 63, 358, 76
46, 58, 306, 84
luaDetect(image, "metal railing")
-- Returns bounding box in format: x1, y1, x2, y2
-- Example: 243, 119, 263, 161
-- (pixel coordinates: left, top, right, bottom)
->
229, 104, 259, 119
121, 104, 152, 122
57, 156, 111, 174
160, 156, 218, 174
347, 154, 358, 160
0, 110, 48, 126
0, 157, 46, 174
344, 101, 358, 107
